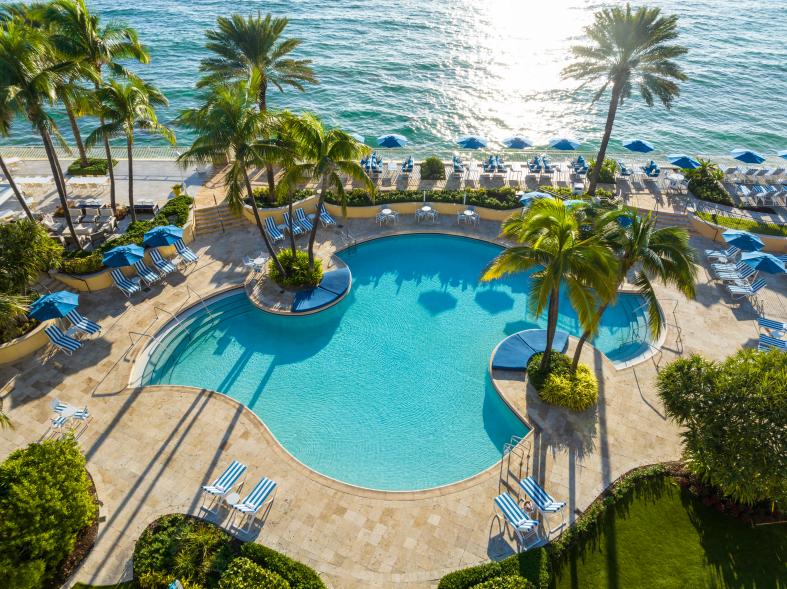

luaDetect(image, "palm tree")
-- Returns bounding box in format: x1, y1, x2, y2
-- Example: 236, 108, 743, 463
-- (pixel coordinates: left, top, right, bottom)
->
177, 80, 286, 275
86, 79, 174, 223
0, 20, 79, 245
46, 0, 149, 215
199, 13, 317, 199
570, 208, 697, 370
563, 4, 688, 196
482, 199, 618, 373
278, 113, 372, 269
0, 92, 34, 221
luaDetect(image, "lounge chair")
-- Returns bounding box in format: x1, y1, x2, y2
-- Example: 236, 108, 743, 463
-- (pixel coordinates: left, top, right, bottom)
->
705, 246, 740, 262
715, 265, 756, 283
317, 204, 336, 227
44, 325, 82, 356
494, 492, 540, 552
66, 310, 102, 336
229, 477, 277, 533
758, 334, 786, 352
295, 208, 314, 232
174, 239, 199, 265
758, 317, 787, 335
110, 269, 142, 298
150, 249, 178, 276
50, 398, 69, 414
201, 460, 247, 512
725, 277, 766, 300
282, 212, 305, 236
134, 261, 161, 286
264, 217, 285, 243
518, 476, 566, 534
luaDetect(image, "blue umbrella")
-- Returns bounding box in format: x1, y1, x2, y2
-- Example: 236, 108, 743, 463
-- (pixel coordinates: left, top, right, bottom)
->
722, 229, 764, 252
28, 290, 79, 321
502, 135, 533, 149
777, 150, 787, 160
102, 244, 145, 268
667, 154, 701, 169
549, 137, 580, 151
741, 251, 785, 274
518, 191, 552, 205
731, 148, 765, 165
623, 139, 654, 153
457, 135, 488, 149
143, 225, 184, 248
377, 134, 407, 148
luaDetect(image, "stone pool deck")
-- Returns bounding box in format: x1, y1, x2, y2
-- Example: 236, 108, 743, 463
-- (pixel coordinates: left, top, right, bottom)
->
1, 205, 786, 588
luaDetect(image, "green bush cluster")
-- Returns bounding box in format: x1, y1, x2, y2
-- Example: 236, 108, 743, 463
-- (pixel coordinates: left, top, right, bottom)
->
0, 438, 97, 589
473, 576, 534, 589
420, 156, 446, 180
437, 549, 550, 589
324, 187, 522, 210
66, 157, 116, 176
683, 159, 733, 206
587, 158, 618, 184
269, 249, 323, 289
138, 571, 204, 589
239, 543, 326, 589
248, 188, 314, 209
695, 211, 787, 237
536, 185, 616, 202
526, 352, 599, 411
689, 181, 734, 206
218, 557, 289, 589
60, 195, 193, 275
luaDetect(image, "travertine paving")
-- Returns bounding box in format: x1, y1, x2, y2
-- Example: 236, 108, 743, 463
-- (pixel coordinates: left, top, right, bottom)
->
1, 188, 784, 588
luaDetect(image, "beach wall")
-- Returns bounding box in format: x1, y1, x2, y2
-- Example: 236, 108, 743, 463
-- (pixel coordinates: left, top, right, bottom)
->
0, 320, 52, 365
690, 215, 787, 254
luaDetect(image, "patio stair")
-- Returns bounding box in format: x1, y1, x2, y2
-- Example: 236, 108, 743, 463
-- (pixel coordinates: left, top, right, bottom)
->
633, 208, 693, 234
194, 204, 246, 236
36, 272, 78, 294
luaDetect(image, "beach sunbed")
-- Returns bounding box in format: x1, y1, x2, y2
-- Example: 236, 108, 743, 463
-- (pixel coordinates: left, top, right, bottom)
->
44, 325, 82, 356
65, 310, 102, 336
110, 269, 142, 298
494, 492, 540, 552
519, 476, 566, 534
229, 477, 278, 534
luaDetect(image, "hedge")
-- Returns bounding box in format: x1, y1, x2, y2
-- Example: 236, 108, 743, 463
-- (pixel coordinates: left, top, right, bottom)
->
66, 157, 117, 176
240, 543, 326, 589
324, 187, 522, 210
695, 211, 787, 237
218, 557, 290, 589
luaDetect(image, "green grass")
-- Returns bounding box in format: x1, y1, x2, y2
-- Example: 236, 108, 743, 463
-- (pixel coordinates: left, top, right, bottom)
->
552, 478, 787, 589
697, 211, 787, 237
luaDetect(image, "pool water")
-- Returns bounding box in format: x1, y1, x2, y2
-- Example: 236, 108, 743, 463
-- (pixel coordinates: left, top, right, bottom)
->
142, 234, 652, 490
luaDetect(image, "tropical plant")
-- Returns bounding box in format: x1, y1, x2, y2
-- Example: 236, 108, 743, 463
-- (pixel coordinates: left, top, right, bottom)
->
199, 12, 317, 198
46, 0, 150, 215
481, 198, 618, 372
0, 438, 97, 589
528, 352, 598, 411
0, 219, 63, 293
177, 80, 287, 275
268, 249, 323, 289
218, 557, 290, 589
86, 78, 174, 223
587, 158, 617, 184
657, 349, 787, 505
563, 4, 688, 195
421, 156, 446, 180
570, 208, 697, 370
0, 19, 80, 245
278, 113, 372, 270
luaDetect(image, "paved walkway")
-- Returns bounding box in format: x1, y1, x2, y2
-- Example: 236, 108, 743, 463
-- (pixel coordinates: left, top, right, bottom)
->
1, 181, 786, 588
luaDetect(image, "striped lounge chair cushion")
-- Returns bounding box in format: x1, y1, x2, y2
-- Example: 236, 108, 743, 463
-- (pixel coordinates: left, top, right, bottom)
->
111, 270, 141, 295
203, 460, 246, 495
495, 492, 537, 530
175, 239, 199, 263
66, 310, 101, 335
519, 477, 565, 513
44, 325, 82, 353
233, 477, 277, 513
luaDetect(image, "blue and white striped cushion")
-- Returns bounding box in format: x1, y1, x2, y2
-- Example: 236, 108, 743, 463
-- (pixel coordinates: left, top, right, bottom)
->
295, 208, 313, 231
495, 493, 537, 530
758, 317, 787, 332
134, 261, 159, 283
73, 407, 90, 421
44, 326, 82, 352
111, 270, 140, 294
66, 311, 101, 335
283, 213, 304, 235
151, 249, 176, 273
759, 335, 786, 351
264, 217, 284, 241
319, 205, 336, 225
234, 477, 277, 513
519, 477, 565, 513
175, 240, 199, 262
203, 460, 246, 495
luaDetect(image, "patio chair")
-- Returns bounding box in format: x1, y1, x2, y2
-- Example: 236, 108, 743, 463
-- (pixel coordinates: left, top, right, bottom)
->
110, 269, 142, 298
134, 261, 162, 286
494, 492, 540, 552
174, 239, 199, 265
295, 207, 314, 232
65, 310, 102, 336
242, 254, 266, 274
725, 277, 766, 300
201, 460, 247, 512
758, 334, 786, 352
317, 204, 336, 228
44, 325, 82, 356
282, 212, 305, 236
150, 249, 178, 276
715, 265, 756, 283
264, 217, 285, 243
229, 477, 278, 533
518, 476, 566, 534
705, 246, 740, 262
758, 317, 787, 335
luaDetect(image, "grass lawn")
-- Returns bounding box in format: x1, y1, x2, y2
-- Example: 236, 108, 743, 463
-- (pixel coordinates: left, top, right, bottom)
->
553, 477, 787, 589
696, 211, 787, 237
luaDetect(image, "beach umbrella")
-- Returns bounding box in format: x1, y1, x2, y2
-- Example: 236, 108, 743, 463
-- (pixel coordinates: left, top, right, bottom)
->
518, 191, 552, 205
457, 135, 488, 149
667, 154, 701, 169
777, 150, 787, 160
741, 251, 785, 274
28, 291, 79, 321
549, 137, 580, 151
721, 229, 764, 252
502, 135, 533, 149
623, 139, 654, 153
102, 244, 145, 268
143, 225, 183, 248
377, 134, 407, 148
731, 148, 765, 165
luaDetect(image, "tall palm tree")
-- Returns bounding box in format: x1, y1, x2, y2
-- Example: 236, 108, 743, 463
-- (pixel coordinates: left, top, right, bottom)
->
570, 208, 697, 370
177, 80, 286, 275
563, 4, 688, 196
86, 79, 173, 223
278, 113, 372, 269
199, 13, 317, 199
0, 92, 34, 221
46, 0, 149, 215
0, 20, 79, 245
482, 199, 618, 373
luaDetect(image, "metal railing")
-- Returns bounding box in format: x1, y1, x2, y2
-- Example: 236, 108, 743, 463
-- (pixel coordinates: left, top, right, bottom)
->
186, 284, 214, 319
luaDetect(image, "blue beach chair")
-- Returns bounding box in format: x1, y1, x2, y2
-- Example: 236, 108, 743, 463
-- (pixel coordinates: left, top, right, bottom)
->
174, 239, 199, 265
264, 217, 285, 243
201, 460, 247, 512
295, 207, 314, 232
494, 492, 540, 552
66, 310, 101, 336
110, 269, 141, 298
282, 211, 305, 236
758, 317, 787, 335
518, 476, 566, 534
230, 477, 278, 533
44, 325, 82, 356
134, 260, 161, 286
758, 334, 786, 352
317, 204, 336, 228
150, 248, 178, 276
725, 277, 766, 300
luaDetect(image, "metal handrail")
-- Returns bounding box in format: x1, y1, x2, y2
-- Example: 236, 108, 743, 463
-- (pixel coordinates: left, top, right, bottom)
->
186, 284, 214, 318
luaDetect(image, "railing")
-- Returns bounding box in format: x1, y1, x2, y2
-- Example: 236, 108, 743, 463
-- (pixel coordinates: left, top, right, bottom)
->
153, 305, 188, 335
186, 284, 214, 319
500, 434, 531, 491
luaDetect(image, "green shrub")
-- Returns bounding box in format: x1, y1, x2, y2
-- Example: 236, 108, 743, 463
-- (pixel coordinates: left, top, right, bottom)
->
438, 549, 550, 589
539, 364, 598, 411
323, 187, 521, 210
587, 158, 617, 184
268, 249, 323, 289
138, 571, 204, 589
695, 211, 787, 237
247, 188, 313, 209
473, 576, 534, 589
218, 557, 290, 589
240, 541, 326, 589
0, 312, 38, 345
60, 251, 104, 275
0, 220, 63, 293
683, 159, 733, 206
420, 156, 446, 180
0, 438, 97, 589
66, 157, 116, 176
526, 351, 571, 391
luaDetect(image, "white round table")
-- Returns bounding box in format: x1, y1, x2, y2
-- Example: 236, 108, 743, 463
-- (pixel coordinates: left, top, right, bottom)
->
381, 208, 392, 215
224, 491, 241, 506
60, 406, 77, 419
420, 206, 432, 213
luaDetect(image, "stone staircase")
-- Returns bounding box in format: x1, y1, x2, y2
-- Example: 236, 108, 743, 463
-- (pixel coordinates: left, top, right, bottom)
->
36, 271, 77, 294
193, 203, 247, 236
633, 207, 693, 234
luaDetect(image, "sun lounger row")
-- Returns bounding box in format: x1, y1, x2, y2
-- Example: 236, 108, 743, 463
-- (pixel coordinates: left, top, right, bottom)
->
495, 476, 566, 552
200, 460, 277, 534
109, 240, 198, 298
264, 206, 336, 243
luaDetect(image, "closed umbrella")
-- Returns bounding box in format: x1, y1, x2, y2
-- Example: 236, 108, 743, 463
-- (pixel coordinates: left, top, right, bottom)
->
143, 225, 184, 248
777, 150, 787, 160
549, 138, 580, 151
502, 135, 533, 149
667, 154, 701, 169
457, 135, 488, 149
623, 139, 654, 153
377, 134, 408, 148
731, 148, 765, 165
722, 229, 764, 252
102, 244, 145, 268
28, 291, 79, 321
741, 251, 785, 274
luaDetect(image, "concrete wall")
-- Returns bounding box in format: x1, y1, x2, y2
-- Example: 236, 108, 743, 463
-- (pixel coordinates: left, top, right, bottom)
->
322, 201, 517, 222
0, 320, 52, 365
241, 194, 320, 224
690, 215, 787, 254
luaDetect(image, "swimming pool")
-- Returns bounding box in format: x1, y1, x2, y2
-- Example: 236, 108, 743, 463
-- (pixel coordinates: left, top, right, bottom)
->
140, 234, 653, 491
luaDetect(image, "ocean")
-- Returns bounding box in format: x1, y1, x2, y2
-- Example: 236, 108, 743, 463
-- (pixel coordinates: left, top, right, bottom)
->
5, 0, 787, 160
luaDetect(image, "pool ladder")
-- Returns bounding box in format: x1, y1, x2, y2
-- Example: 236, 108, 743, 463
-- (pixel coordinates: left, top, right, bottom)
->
500, 435, 531, 490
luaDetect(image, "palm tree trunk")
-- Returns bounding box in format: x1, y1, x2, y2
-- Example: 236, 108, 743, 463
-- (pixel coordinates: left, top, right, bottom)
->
587, 81, 622, 197
243, 168, 285, 276
39, 127, 79, 247
539, 287, 560, 372
258, 88, 276, 203
127, 136, 136, 224
287, 195, 296, 256
64, 99, 88, 167
94, 77, 117, 215
307, 176, 329, 269
571, 301, 610, 372
0, 155, 34, 222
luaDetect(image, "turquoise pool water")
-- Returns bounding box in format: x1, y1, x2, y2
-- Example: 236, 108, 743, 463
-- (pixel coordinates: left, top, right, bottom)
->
142, 235, 652, 490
